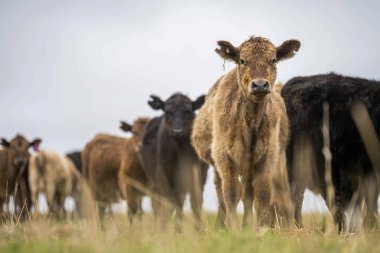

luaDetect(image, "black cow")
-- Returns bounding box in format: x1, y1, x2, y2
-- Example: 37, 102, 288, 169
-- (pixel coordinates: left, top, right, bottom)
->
282, 73, 380, 231
139, 93, 208, 229
66, 151, 82, 174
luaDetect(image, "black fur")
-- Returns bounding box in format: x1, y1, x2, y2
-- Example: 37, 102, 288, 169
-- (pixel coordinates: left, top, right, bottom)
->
139, 93, 208, 228
66, 151, 82, 174
282, 73, 380, 231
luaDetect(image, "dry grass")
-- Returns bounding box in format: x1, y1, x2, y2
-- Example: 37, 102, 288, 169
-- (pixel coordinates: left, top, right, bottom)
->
0, 213, 379, 253
1, 102, 378, 253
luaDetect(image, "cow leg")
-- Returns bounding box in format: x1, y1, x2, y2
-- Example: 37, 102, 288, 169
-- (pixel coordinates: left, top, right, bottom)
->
216, 157, 241, 229
214, 169, 226, 230
321, 187, 346, 232
98, 204, 107, 221
242, 169, 254, 229
156, 164, 177, 228
45, 184, 56, 219
138, 197, 143, 216
173, 191, 186, 232
362, 175, 379, 229
190, 192, 203, 231
55, 192, 67, 220
126, 186, 141, 223
291, 184, 305, 228
151, 189, 161, 220
52, 193, 60, 220
14, 187, 24, 219
151, 197, 164, 230
72, 190, 82, 219
332, 191, 346, 233
251, 153, 273, 227
270, 151, 294, 227
96, 202, 110, 230
0, 197, 6, 223
14, 178, 31, 220
31, 187, 39, 214
253, 172, 272, 227
190, 163, 206, 231
190, 184, 203, 230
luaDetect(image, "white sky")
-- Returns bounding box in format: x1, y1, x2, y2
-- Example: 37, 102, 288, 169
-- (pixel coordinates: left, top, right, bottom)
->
1, 0, 379, 212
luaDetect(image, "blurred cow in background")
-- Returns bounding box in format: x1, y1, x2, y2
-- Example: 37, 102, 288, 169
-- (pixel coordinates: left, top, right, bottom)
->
82, 117, 150, 221
29, 150, 90, 219
139, 93, 208, 230
118, 118, 150, 222
282, 73, 380, 232
0, 134, 41, 221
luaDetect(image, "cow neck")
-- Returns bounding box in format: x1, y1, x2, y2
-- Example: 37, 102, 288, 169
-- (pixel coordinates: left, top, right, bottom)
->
129, 135, 143, 152
129, 135, 139, 146
237, 89, 268, 155
170, 135, 190, 151
237, 90, 267, 129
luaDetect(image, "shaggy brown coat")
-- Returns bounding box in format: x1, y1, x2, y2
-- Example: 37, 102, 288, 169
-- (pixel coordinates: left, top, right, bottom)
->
0, 134, 41, 220
192, 37, 300, 228
29, 150, 85, 218
82, 133, 126, 218
82, 118, 149, 219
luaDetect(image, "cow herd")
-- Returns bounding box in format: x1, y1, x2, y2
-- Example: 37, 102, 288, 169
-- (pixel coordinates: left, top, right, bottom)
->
1, 36, 380, 233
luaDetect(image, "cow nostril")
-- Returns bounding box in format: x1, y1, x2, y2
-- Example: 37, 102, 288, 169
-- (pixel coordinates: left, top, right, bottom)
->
263, 82, 269, 88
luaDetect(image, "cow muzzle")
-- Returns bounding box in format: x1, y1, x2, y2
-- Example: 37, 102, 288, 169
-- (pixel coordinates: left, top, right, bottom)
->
171, 128, 186, 137
14, 157, 27, 168
250, 79, 271, 99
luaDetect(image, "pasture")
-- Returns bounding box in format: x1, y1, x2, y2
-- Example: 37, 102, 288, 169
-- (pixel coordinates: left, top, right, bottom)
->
1, 1, 380, 253
0, 213, 379, 253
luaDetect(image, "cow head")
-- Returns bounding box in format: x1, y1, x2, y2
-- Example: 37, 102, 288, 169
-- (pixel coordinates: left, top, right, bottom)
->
215, 36, 300, 102
148, 93, 205, 138
1, 134, 42, 169
120, 117, 150, 139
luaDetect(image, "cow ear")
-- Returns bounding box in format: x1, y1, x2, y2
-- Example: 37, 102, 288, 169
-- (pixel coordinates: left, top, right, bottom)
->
29, 138, 42, 152
120, 121, 132, 132
215, 40, 240, 63
192, 95, 206, 111
276, 40, 301, 61
1, 138, 10, 147
148, 95, 165, 111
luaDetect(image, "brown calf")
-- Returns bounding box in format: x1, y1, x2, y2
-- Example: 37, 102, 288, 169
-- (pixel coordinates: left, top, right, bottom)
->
29, 150, 85, 219
82, 118, 149, 220
118, 118, 150, 221
0, 134, 41, 220
192, 37, 300, 229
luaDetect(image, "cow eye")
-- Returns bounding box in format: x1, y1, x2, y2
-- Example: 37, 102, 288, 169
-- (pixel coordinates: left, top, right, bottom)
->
272, 58, 277, 64
239, 59, 247, 65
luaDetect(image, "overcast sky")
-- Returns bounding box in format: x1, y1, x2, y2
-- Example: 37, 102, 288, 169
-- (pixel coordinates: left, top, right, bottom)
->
1, 0, 379, 212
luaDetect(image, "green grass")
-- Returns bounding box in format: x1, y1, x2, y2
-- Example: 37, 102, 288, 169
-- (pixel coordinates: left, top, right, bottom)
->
0, 213, 379, 253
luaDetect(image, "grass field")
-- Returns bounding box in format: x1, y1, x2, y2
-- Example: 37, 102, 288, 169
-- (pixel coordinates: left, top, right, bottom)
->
0, 213, 379, 253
